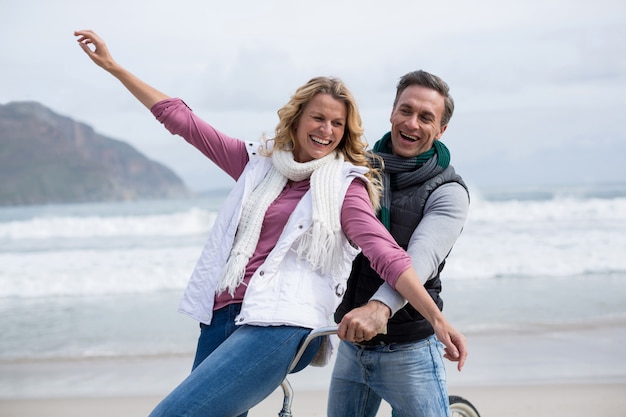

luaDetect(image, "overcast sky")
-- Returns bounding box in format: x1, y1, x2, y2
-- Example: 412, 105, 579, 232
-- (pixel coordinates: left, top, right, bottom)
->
1, 0, 625, 192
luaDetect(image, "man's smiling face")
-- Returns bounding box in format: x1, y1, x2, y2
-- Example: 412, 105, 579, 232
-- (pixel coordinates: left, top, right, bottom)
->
389, 85, 447, 158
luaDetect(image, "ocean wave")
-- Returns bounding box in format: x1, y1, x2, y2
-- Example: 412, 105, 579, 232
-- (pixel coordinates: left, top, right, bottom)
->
0, 208, 216, 240
1, 194, 625, 298
0, 246, 197, 298
473, 182, 626, 202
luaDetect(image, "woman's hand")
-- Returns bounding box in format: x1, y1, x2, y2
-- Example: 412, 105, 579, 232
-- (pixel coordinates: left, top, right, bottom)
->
73, 29, 169, 109
74, 30, 117, 71
431, 319, 467, 371
394, 268, 468, 371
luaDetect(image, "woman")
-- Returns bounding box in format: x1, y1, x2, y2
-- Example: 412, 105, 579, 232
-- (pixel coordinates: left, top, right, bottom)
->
74, 30, 467, 417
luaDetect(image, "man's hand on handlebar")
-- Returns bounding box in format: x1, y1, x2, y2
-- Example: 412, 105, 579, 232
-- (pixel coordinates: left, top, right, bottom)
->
337, 300, 390, 343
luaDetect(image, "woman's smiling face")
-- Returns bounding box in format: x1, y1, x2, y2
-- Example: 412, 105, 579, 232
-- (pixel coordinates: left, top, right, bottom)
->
292, 93, 346, 162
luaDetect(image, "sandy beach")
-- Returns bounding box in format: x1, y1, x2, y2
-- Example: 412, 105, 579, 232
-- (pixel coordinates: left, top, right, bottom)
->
3, 383, 626, 417
2, 321, 625, 417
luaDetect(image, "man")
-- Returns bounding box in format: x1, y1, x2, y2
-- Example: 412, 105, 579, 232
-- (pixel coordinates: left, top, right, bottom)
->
328, 70, 470, 417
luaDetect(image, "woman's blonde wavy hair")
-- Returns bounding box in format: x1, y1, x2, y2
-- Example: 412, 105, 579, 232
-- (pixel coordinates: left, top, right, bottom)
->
262, 76, 382, 211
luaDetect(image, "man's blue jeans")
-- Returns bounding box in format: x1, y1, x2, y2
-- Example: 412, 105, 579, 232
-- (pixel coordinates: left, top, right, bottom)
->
328, 335, 450, 417
149, 304, 320, 417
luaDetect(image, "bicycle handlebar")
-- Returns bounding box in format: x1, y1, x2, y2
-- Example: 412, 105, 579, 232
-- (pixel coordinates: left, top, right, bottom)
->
287, 325, 338, 372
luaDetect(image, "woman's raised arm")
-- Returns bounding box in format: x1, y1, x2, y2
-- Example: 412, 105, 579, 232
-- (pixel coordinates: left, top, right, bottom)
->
74, 29, 169, 109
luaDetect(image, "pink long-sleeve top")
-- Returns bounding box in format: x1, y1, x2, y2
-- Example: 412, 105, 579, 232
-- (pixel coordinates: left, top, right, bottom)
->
151, 98, 412, 309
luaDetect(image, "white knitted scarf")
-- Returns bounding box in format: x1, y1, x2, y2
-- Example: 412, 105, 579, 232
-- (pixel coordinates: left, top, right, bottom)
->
217, 149, 345, 295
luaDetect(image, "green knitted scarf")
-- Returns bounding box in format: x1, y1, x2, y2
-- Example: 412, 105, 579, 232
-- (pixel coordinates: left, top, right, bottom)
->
372, 132, 451, 230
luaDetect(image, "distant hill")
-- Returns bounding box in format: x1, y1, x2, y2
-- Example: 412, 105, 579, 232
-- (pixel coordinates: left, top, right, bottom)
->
0, 101, 192, 206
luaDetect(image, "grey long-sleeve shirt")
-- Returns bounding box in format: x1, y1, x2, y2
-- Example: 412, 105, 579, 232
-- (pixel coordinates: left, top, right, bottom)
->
370, 182, 470, 315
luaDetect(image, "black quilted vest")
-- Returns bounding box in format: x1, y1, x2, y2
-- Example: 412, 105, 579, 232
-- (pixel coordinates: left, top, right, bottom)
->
334, 165, 467, 345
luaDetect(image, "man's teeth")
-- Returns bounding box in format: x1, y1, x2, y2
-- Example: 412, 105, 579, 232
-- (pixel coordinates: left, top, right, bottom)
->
311, 136, 330, 145
401, 133, 418, 141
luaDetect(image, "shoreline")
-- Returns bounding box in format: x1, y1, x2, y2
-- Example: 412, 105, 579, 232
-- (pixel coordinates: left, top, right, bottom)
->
2, 321, 625, 416
4, 320, 625, 398
2, 383, 626, 417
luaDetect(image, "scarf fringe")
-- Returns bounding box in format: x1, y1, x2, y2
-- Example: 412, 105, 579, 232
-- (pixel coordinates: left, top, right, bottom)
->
217, 253, 249, 296
296, 221, 343, 274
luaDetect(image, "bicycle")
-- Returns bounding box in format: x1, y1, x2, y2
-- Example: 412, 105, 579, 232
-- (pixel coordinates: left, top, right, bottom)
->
278, 326, 480, 417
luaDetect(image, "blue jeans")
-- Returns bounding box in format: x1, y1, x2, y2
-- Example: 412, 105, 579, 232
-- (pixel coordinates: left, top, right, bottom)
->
327, 335, 450, 417
149, 304, 321, 417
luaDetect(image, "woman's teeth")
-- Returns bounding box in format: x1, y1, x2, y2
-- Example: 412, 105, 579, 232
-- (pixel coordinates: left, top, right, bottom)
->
311, 136, 330, 145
